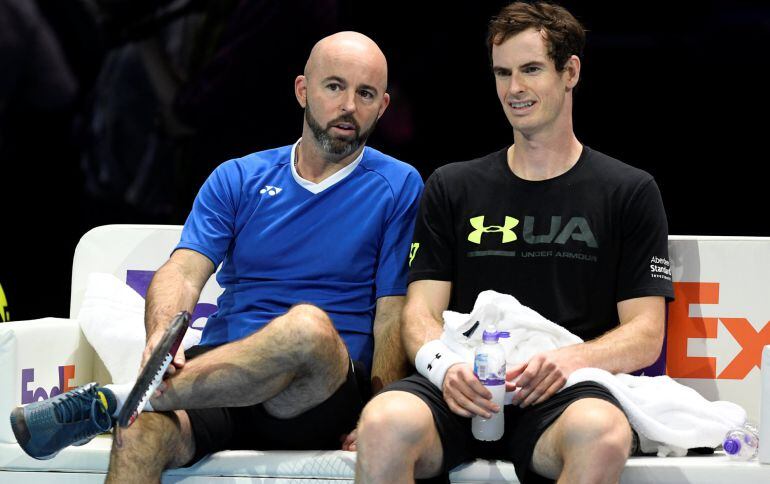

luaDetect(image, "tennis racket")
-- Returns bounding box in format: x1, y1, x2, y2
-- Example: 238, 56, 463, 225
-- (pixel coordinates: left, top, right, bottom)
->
117, 311, 190, 428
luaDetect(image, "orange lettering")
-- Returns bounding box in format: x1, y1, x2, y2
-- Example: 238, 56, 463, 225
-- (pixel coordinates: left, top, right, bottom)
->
62, 365, 76, 392
666, 282, 719, 378
718, 318, 770, 379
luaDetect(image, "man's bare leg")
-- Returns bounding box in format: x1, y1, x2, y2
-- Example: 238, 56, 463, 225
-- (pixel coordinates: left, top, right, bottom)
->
530, 398, 633, 484
106, 411, 194, 484
154, 303, 349, 417
356, 391, 444, 483
108, 303, 350, 483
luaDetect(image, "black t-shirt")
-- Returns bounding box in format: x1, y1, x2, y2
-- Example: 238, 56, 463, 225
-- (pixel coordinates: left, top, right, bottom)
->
409, 145, 674, 341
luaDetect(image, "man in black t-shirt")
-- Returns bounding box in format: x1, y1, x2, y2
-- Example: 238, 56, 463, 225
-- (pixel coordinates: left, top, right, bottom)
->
355, 3, 673, 484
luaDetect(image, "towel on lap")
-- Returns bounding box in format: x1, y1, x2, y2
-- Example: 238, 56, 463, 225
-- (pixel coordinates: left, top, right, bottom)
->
440, 290, 746, 456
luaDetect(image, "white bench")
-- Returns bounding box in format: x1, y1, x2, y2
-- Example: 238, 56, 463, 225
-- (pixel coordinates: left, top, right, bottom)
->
1, 225, 769, 483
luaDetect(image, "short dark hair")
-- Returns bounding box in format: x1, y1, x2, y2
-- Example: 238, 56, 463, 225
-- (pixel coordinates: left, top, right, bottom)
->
487, 2, 586, 71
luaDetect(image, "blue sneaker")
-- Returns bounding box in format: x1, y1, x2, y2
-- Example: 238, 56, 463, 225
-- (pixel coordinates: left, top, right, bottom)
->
10, 382, 116, 460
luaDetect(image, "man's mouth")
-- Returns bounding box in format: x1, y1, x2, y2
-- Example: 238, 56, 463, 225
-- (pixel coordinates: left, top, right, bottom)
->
509, 100, 536, 110
333, 123, 356, 131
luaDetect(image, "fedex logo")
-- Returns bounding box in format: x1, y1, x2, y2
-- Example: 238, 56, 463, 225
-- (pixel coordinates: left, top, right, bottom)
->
21, 365, 76, 404
667, 282, 770, 379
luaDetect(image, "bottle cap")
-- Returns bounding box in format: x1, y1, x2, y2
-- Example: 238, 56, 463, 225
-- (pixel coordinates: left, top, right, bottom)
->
482, 324, 510, 343
723, 437, 741, 455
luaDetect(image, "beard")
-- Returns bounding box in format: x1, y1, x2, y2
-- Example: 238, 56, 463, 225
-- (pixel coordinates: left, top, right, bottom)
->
305, 102, 378, 157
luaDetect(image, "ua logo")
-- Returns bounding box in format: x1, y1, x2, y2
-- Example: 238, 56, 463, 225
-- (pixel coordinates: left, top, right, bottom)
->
409, 243, 420, 267
468, 216, 519, 244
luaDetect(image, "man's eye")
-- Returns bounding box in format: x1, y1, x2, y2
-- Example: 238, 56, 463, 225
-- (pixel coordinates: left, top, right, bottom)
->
524, 66, 541, 74
328, 83, 341, 91
360, 90, 374, 99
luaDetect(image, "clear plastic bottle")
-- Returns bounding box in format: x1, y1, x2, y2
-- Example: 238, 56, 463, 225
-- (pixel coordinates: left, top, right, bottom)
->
723, 422, 759, 460
472, 325, 510, 441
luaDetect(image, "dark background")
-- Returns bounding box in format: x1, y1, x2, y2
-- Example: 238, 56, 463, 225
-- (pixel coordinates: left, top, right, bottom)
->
1, 0, 768, 321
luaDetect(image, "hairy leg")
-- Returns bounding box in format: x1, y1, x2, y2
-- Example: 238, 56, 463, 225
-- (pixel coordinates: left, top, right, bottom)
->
530, 398, 633, 484
152, 304, 349, 417
356, 391, 444, 484
106, 410, 194, 484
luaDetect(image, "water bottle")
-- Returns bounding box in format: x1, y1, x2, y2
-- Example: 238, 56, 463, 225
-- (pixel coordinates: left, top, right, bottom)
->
472, 325, 510, 441
723, 423, 759, 460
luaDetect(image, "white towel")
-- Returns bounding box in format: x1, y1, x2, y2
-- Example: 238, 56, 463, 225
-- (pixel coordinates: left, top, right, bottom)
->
442, 290, 747, 456
77, 273, 202, 384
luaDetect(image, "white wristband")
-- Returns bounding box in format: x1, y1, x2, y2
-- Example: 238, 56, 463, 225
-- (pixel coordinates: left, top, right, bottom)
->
415, 339, 465, 390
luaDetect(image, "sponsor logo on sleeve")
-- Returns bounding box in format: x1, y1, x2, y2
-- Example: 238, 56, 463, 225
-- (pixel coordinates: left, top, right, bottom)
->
650, 256, 672, 281
409, 243, 420, 267
0, 282, 8, 322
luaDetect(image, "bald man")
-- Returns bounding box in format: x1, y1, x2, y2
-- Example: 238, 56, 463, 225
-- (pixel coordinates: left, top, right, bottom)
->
11, 32, 423, 482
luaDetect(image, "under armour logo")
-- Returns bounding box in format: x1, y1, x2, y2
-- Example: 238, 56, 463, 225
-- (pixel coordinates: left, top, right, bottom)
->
409, 243, 420, 267
468, 216, 519, 244
427, 352, 442, 371
259, 185, 283, 196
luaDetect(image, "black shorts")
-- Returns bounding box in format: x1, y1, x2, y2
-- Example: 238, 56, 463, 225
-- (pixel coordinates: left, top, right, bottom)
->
182, 345, 370, 466
384, 373, 624, 484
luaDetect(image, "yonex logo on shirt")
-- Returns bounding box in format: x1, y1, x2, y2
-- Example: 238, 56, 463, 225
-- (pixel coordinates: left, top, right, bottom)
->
259, 185, 283, 197
468, 216, 519, 244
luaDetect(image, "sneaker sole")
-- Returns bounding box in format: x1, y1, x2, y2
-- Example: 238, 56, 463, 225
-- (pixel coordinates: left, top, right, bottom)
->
9, 408, 57, 460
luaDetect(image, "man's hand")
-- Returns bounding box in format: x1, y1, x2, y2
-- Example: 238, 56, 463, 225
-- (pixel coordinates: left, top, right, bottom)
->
141, 331, 187, 374
341, 428, 358, 451
442, 363, 500, 419
508, 345, 586, 407
142, 331, 186, 397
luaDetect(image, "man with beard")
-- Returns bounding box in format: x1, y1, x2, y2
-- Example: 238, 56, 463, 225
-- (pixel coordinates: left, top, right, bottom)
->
11, 32, 423, 483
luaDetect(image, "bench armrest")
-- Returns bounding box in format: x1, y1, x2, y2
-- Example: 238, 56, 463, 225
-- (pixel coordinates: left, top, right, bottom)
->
0, 318, 95, 443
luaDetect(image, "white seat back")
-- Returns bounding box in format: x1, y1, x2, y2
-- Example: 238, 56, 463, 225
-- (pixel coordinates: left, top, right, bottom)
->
668, 236, 770, 423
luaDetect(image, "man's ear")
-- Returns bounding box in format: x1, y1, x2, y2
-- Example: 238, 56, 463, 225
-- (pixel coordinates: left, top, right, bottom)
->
295, 75, 308, 107
564, 55, 581, 91
378, 92, 391, 119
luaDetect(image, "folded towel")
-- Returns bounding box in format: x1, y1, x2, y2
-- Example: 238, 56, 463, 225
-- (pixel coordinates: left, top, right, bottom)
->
441, 290, 582, 364
441, 290, 747, 456
77, 273, 202, 384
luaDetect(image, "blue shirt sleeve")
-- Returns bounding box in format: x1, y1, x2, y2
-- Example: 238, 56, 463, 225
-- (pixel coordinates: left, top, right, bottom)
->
375, 168, 424, 298
176, 160, 242, 266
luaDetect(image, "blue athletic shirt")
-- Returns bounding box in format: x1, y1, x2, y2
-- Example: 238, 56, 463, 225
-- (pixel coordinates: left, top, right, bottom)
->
176, 140, 423, 369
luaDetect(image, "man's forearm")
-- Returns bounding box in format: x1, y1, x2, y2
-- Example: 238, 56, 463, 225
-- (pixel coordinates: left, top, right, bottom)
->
570, 310, 664, 374
401, 299, 444, 363
371, 298, 409, 392
144, 258, 203, 338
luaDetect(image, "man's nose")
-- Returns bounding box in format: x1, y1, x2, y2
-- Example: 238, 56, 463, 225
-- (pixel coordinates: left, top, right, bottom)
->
508, 74, 525, 95
341, 90, 357, 113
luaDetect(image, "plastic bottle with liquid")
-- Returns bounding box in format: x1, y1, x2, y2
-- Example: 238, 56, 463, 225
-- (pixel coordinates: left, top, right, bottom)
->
472, 325, 510, 441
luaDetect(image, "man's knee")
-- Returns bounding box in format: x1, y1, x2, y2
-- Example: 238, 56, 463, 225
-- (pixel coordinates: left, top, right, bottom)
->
275, 304, 339, 346
559, 398, 633, 458
358, 391, 444, 479
359, 392, 435, 449
110, 411, 195, 470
